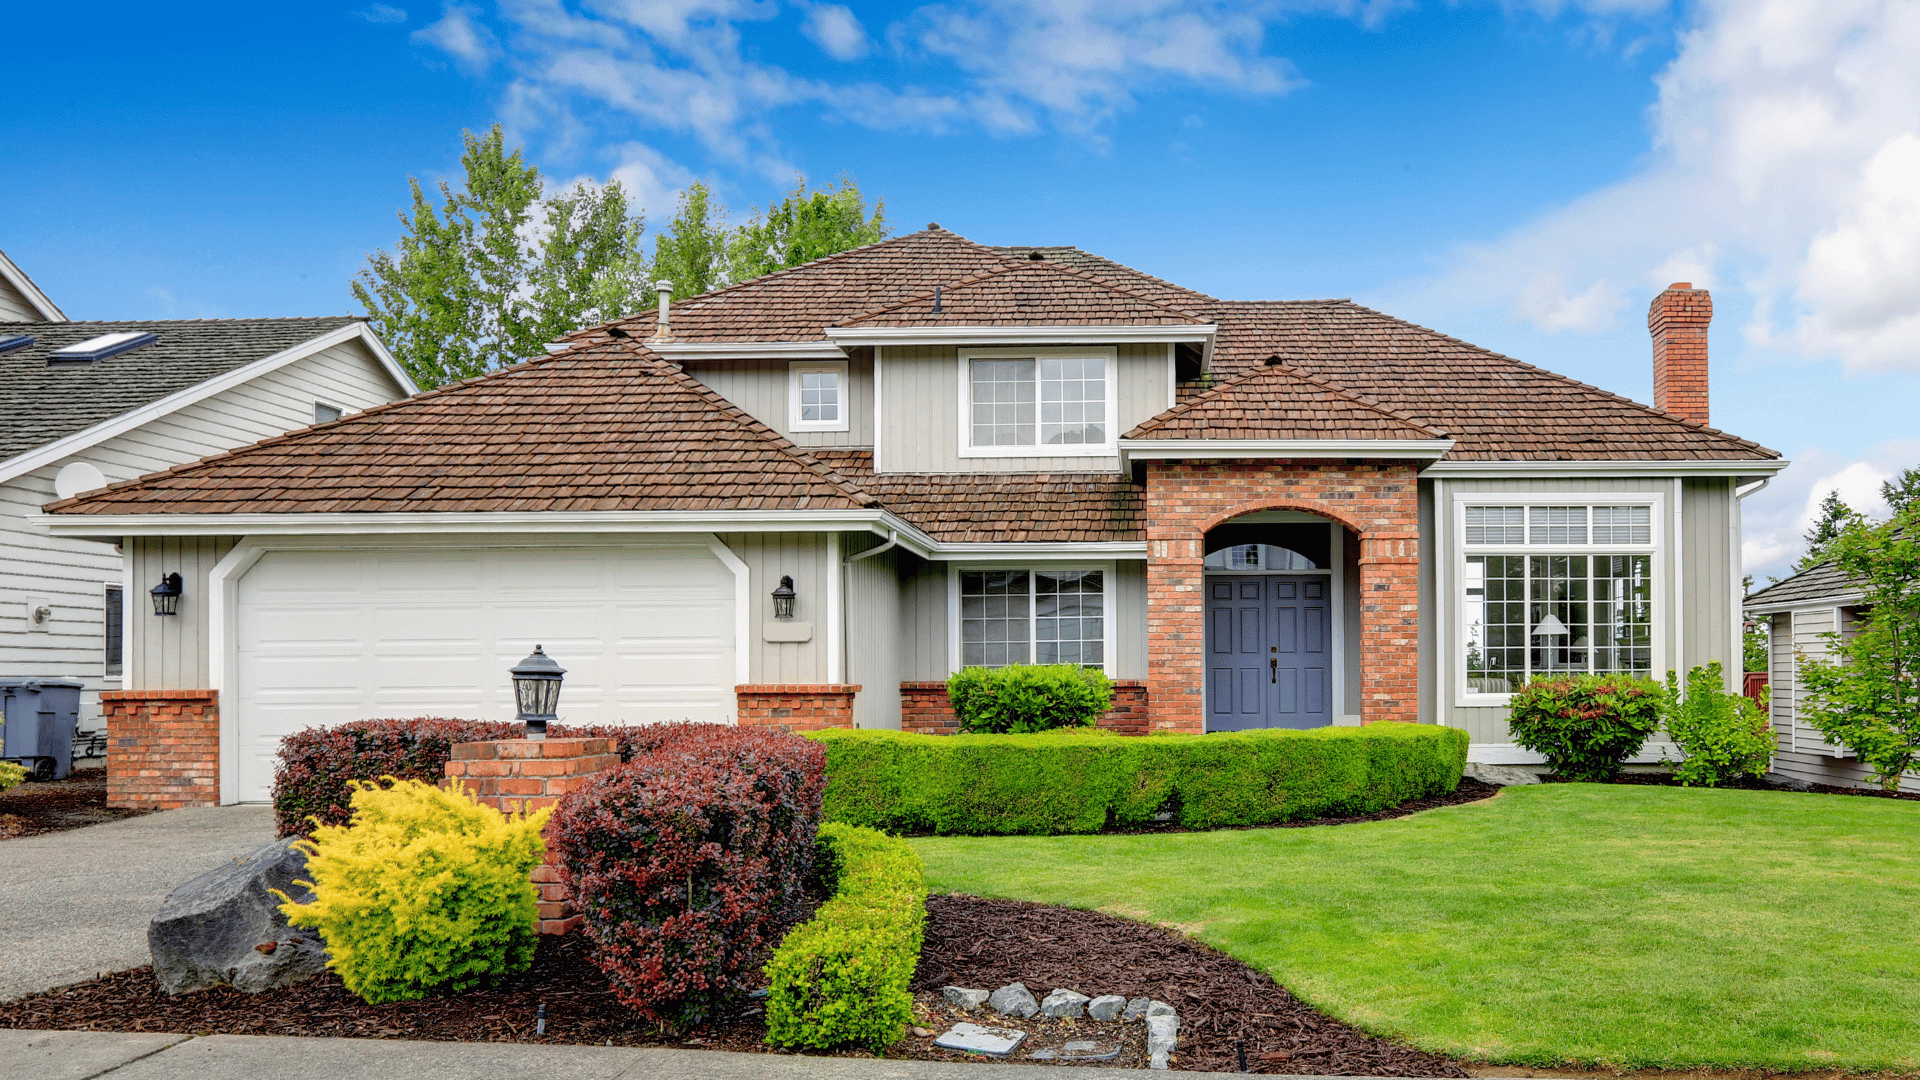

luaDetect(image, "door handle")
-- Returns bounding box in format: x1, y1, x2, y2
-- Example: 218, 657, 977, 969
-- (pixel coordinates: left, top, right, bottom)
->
1270, 657, 1278, 683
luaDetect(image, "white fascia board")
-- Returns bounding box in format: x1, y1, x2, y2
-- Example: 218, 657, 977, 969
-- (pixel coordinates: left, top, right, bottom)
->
826, 324, 1217, 347
0, 248, 66, 321
1743, 592, 1867, 615
929, 541, 1147, 560
39, 507, 942, 555
1426, 458, 1789, 477
647, 340, 850, 361
0, 321, 413, 487
1120, 438, 1455, 463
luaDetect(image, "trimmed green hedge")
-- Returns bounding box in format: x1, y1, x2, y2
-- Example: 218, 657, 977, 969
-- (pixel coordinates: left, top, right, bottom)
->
763, 823, 926, 1049
806, 722, 1470, 835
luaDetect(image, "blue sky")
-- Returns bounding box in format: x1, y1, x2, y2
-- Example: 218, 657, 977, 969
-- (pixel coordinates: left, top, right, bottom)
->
5, 0, 1917, 578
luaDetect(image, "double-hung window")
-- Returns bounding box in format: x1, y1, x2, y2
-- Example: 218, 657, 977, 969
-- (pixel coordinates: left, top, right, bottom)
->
1460, 502, 1657, 697
961, 347, 1115, 456
957, 568, 1107, 669
789, 361, 849, 432
104, 585, 123, 678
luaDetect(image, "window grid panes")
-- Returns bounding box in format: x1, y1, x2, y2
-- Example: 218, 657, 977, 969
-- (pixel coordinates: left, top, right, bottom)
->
1464, 506, 1525, 544
1039, 357, 1105, 445
970, 359, 1036, 446
1591, 505, 1653, 544
1202, 544, 1320, 570
1529, 506, 1588, 545
1463, 553, 1651, 693
961, 569, 1104, 668
798, 370, 839, 423
1465, 504, 1654, 546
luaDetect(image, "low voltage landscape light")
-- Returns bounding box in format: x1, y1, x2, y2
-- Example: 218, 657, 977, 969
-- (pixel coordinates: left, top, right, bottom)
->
510, 645, 566, 740
149, 572, 183, 616
772, 575, 797, 619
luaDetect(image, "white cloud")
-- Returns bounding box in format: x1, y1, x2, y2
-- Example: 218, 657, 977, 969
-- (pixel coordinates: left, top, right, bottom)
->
1740, 438, 1920, 579
416, 5, 503, 71
800, 3, 869, 60
355, 3, 410, 23
604, 142, 699, 219
1407, 0, 1920, 373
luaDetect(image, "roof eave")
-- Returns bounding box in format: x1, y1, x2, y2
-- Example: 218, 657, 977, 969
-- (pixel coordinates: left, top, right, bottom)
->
1119, 437, 1456, 468
646, 340, 851, 362
1424, 458, 1789, 477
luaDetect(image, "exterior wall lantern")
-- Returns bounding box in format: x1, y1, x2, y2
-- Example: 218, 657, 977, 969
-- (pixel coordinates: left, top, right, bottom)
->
772, 575, 797, 620
510, 645, 566, 740
149, 572, 183, 616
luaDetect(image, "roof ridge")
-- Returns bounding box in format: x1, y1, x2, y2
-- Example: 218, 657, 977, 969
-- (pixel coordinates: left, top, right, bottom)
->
991, 245, 1220, 305
1320, 300, 1781, 458
836, 256, 1206, 327
1127, 355, 1444, 439
0, 315, 360, 327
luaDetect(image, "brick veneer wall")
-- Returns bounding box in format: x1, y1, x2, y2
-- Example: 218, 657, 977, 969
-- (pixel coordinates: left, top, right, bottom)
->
101, 689, 219, 810
1144, 459, 1422, 732
1650, 283, 1711, 425
735, 684, 860, 733
444, 737, 621, 936
900, 681, 1150, 735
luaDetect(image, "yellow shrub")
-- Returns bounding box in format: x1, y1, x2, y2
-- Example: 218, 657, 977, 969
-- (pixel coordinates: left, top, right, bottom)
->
282, 778, 550, 1004
0, 760, 27, 795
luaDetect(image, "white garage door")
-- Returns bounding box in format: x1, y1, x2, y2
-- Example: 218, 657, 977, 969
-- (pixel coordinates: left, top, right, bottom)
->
232, 541, 736, 802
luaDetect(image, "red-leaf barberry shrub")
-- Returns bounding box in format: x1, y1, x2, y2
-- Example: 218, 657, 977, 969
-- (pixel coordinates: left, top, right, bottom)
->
547, 724, 826, 1028
273, 718, 654, 838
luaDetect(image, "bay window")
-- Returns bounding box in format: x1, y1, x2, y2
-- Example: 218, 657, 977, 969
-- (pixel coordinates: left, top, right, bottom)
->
1461, 503, 1656, 696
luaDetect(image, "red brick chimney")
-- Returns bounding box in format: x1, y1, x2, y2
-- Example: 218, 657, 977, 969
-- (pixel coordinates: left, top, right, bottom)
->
1649, 282, 1711, 425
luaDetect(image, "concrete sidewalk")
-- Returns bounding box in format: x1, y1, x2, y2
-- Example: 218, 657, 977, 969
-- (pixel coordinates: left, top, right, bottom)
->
0, 1030, 1344, 1080
0, 805, 277, 1002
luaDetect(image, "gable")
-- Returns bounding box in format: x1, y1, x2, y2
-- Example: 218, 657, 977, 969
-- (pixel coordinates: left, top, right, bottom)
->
0, 247, 64, 322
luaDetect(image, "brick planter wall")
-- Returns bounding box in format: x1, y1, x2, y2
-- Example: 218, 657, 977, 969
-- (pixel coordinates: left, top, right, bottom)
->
735, 684, 860, 733
101, 689, 219, 810
1144, 459, 1422, 732
444, 737, 621, 936
900, 680, 1150, 735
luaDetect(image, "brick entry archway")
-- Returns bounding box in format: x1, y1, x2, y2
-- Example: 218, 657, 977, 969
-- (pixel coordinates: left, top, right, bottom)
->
1144, 460, 1422, 732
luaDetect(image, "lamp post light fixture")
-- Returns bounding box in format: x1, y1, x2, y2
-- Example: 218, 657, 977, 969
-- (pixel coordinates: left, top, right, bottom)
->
510, 645, 566, 740
149, 572, 183, 616
772, 575, 797, 620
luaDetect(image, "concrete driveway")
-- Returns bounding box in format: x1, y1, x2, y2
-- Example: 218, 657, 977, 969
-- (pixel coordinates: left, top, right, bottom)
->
0, 805, 277, 1002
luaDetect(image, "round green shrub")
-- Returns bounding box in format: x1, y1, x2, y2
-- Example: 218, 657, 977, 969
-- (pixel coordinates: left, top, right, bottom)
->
1663, 662, 1775, 786
1506, 674, 1666, 781
947, 663, 1115, 733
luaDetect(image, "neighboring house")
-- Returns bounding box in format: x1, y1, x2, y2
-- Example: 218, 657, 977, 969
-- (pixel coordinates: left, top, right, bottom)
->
41, 226, 1786, 807
1743, 560, 1913, 793
2, 248, 418, 750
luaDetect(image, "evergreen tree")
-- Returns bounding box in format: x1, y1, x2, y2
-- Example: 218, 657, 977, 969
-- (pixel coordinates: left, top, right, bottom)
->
354, 126, 647, 387
1796, 490, 1861, 573
1881, 466, 1920, 516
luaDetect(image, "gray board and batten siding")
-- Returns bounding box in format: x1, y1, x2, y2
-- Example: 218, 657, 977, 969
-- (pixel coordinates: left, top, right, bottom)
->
1424, 475, 1741, 754
876, 343, 1172, 473
1763, 604, 1917, 792
0, 278, 48, 322
682, 350, 875, 448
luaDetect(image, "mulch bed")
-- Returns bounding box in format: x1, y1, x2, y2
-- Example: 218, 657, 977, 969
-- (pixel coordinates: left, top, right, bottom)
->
0, 771, 148, 839
0, 895, 1467, 1074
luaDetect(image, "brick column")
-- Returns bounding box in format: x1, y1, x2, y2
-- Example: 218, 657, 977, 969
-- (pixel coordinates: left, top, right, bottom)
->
1143, 459, 1423, 731
100, 689, 219, 810
443, 737, 620, 935
735, 684, 860, 733
900, 681, 1150, 735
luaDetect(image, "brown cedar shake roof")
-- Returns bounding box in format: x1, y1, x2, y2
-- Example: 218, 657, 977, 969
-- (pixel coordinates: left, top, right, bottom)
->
810, 451, 1141, 544
46, 341, 875, 515
837, 259, 1205, 328
1126, 359, 1446, 441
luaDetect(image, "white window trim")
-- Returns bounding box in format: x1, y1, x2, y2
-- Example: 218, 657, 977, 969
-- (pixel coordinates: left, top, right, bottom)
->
1449, 491, 1667, 709
956, 346, 1119, 459
946, 561, 1117, 675
788, 360, 850, 433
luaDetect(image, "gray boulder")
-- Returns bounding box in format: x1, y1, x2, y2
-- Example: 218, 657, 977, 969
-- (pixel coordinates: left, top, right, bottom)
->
1040, 988, 1090, 1018
943, 986, 989, 1011
149, 838, 329, 995
1147, 1012, 1180, 1070
1463, 762, 1543, 786
1087, 994, 1127, 1021
989, 982, 1039, 1019
1145, 999, 1177, 1019
1121, 996, 1152, 1022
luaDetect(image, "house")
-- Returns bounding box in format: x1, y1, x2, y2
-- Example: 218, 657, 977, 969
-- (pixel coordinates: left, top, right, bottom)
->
1, 246, 418, 760
39, 226, 1786, 807
1743, 558, 1913, 792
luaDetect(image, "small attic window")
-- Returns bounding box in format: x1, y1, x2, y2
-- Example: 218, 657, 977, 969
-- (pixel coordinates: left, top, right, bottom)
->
0, 334, 33, 354
49, 331, 157, 366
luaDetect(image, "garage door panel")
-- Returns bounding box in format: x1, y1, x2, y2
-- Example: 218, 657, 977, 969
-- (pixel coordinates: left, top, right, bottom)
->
233, 544, 736, 802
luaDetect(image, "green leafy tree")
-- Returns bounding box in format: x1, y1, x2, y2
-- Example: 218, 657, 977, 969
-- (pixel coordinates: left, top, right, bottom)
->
1661, 662, 1774, 787
1881, 466, 1920, 516
1742, 575, 1770, 672
1798, 505, 1920, 791
353, 125, 647, 387
729, 174, 888, 283
646, 181, 732, 304
1796, 490, 1862, 572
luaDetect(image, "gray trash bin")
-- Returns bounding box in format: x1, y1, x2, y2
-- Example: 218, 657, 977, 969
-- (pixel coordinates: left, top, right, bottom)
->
1, 678, 82, 781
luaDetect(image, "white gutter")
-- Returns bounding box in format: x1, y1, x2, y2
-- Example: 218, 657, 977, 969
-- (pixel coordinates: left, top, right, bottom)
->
648, 341, 850, 362
1120, 438, 1455, 467
1744, 592, 1868, 616
844, 530, 899, 565
826, 324, 1217, 347
1426, 459, 1789, 478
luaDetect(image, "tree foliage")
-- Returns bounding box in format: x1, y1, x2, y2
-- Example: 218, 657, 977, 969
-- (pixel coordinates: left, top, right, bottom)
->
1796, 490, 1862, 572
1881, 466, 1920, 517
729, 174, 888, 283
353, 125, 647, 388
1661, 662, 1774, 787
1798, 504, 1920, 790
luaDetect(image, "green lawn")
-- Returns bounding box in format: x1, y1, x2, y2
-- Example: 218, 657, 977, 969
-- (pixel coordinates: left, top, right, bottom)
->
910, 784, 1920, 1070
